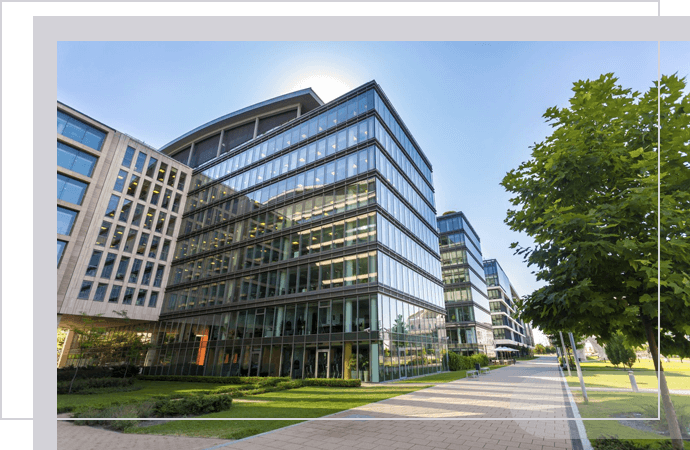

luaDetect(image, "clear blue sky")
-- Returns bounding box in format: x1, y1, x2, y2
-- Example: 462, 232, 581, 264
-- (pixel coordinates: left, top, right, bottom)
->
58, 41, 690, 300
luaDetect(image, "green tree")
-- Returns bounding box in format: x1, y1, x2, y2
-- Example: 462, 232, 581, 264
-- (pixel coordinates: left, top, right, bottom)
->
605, 332, 637, 369
501, 73, 689, 449
535, 344, 546, 354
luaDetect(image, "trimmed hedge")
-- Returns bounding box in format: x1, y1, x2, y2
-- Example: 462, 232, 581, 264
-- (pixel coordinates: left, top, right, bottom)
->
302, 378, 361, 387
57, 377, 135, 394
448, 352, 491, 371
57, 366, 112, 381
151, 394, 233, 417
137, 375, 288, 384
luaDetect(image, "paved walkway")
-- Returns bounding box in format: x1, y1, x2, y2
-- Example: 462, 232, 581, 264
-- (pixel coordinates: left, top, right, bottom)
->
223, 357, 583, 450
58, 357, 585, 450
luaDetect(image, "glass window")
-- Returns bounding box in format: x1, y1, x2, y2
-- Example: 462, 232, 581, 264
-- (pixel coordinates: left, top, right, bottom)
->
129, 259, 142, 283
126, 175, 140, 197
57, 110, 106, 150
105, 194, 120, 218
78, 281, 93, 299
161, 189, 172, 209
141, 262, 154, 285
123, 229, 137, 253
156, 212, 167, 233
144, 208, 155, 230
166, 216, 177, 236
95, 221, 111, 246
57, 141, 97, 177
85, 250, 102, 277
157, 162, 168, 182
146, 157, 158, 178
160, 239, 171, 260
57, 240, 67, 266
172, 193, 182, 213
110, 225, 125, 249
150, 185, 162, 205
122, 287, 135, 305
93, 283, 108, 302
115, 256, 130, 281
131, 203, 144, 227
122, 146, 136, 168
148, 236, 160, 259
108, 285, 122, 303
57, 206, 78, 235
57, 173, 88, 205
139, 180, 151, 202
133, 152, 147, 173
177, 172, 187, 191
148, 291, 159, 307
167, 167, 178, 187
101, 253, 116, 279
119, 199, 133, 223
136, 289, 147, 306
153, 265, 164, 287
113, 169, 128, 192
137, 233, 149, 255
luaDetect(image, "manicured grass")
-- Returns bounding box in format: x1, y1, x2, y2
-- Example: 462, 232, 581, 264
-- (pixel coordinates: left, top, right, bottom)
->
393, 365, 508, 383
577, 360, 690, 373
566, 371, 690, 391
57, 380, 243, 412
128, 385, 428, 440
571, 390, 690, 449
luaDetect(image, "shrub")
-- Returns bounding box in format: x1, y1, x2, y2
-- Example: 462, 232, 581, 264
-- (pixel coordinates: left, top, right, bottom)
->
302, 378, 361, 387
110, 364, 140, 378
592, 435, 673, 450
605, 333, 637, 369
137, 375, 288, 384
559, 356, 576, 368
57, 377, 135, 394
57, 366, 112, 381
151, 394, 232, 417
470, 353, 490, 367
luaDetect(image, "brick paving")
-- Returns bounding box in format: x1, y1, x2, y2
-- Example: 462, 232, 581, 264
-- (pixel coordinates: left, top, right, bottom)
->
57, 356, 584, 450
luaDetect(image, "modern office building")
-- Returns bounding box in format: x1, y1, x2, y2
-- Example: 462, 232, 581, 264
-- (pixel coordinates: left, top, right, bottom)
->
436, 211, 495, 356
58, 81, 449, 381
483, 259, 534, 353
57, 102, 193, 366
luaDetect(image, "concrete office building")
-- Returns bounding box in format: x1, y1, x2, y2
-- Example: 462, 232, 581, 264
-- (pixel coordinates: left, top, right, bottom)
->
483, 259, 534, 353
57, 102, 193, 366
58, 81, 448, 381
436, 212, 495, 357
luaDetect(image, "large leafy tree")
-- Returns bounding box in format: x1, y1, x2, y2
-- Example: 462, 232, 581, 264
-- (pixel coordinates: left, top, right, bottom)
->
502, 73, 690, 449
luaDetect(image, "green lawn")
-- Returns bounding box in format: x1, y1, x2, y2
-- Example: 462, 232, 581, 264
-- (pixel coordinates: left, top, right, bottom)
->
565, 360, 690, 391
58, 380, 243, 412
572, 390, 690, 449
127, 385, 427, 440
393, 365, 508, 383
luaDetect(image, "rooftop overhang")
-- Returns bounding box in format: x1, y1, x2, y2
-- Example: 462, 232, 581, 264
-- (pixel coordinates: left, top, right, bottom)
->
159, 88, 324, 155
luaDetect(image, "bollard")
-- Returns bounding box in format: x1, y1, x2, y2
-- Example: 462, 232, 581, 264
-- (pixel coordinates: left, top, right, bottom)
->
628, 370, 639, 392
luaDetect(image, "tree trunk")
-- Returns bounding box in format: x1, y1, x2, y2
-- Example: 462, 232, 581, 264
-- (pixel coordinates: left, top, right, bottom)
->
645, 320, 684, 450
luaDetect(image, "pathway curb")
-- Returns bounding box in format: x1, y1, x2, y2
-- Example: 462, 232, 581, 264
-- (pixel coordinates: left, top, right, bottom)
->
559, 365, 594, 450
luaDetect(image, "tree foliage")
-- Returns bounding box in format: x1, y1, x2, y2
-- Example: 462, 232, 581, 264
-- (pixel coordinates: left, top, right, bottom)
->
502, 73, 690, 356
605, 332, 637, 369
502, 73, 690, 448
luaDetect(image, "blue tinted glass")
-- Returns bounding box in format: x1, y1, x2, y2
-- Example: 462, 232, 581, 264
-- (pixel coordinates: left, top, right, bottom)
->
122, 146, 136, 167
57, 111, 106, 151
113, 170, 127, 192
57, 206, 78, 235
57, 174, 88, 205
57, 240, 67, 266
105, 194, 120, 218
134, 152, 147, 173
57, 142, 96, 177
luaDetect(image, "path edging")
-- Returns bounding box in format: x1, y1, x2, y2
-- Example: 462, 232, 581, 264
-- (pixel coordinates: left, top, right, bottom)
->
559, 365, 594, 450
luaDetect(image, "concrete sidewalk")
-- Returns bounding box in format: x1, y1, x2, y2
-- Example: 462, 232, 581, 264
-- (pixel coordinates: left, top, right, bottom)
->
222, 356, 584, 450
58, 357, 585, 450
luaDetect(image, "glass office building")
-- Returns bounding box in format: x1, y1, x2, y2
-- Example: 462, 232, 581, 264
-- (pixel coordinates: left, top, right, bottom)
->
140, 81, 447, 381
483, 259, 534, 352
437, 211, 495, 356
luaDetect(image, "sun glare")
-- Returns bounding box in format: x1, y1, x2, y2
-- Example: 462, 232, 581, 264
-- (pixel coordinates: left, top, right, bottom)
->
289, 74, 353, 103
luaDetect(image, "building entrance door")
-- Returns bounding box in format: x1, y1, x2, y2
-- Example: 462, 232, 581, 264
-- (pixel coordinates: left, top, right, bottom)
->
316, 350, 329, 378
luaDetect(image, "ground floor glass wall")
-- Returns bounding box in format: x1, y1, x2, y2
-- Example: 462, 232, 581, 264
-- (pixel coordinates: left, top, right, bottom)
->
143, 293, 447, 382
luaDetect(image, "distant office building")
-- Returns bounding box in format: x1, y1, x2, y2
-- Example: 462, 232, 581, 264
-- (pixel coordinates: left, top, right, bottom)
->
57, 81, 448, 380
436, 212, 495, 357
57, 102, 193, 366
483, 259, 534, 353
